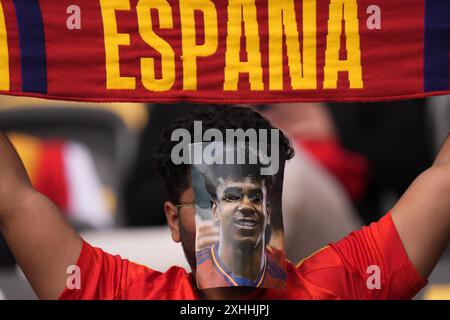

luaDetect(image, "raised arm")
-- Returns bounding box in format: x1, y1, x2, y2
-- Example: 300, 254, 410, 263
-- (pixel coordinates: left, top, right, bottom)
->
0, 132, 82, 299
392, 133, 450, 278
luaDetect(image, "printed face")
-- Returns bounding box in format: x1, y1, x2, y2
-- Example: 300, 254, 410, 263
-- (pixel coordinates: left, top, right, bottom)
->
212, 177, 270, 247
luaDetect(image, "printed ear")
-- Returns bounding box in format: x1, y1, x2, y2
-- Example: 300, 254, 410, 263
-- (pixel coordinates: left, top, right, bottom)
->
211, 199, 219, 223
266, 201, 271, 226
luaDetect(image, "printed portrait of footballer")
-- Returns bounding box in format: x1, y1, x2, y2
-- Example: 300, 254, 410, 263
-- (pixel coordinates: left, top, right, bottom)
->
191, 142, 287, 290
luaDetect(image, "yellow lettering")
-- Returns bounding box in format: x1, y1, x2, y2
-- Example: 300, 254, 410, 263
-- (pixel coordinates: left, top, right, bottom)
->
100, 0, 135, 90
224, 0, 263, 91
137, 0, 175, 91
0, 1, 9, 91
180, 0, 218, 90
323, 0, 363, 89
268, 0, 316, 90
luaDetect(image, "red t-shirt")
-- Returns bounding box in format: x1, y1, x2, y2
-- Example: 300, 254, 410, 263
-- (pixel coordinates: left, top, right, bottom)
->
59, 212, 427, 300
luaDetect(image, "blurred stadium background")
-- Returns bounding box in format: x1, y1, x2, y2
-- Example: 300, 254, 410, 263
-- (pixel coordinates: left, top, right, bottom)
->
0, 95, 448, 299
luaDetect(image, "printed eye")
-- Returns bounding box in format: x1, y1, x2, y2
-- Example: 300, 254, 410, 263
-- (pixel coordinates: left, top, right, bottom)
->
251, 195, 262, 203
224, 194, 241, 202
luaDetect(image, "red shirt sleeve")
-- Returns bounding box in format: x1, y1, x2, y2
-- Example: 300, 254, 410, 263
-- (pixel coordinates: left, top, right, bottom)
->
59, 240, 152, 300
299, 212, 427, 299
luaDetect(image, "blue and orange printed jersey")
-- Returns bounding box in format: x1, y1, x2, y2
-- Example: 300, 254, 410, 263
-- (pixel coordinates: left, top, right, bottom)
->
195, 243, 286, 289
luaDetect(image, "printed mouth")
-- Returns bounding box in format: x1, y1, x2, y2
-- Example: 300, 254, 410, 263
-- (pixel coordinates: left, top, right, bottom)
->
233, 219, 258, 230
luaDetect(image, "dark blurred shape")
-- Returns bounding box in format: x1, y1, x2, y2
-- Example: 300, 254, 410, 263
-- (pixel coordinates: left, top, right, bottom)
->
0, 107, 135, 221
255, 103, 369, 202
328, 99, 434, 224
0, 106, 136, 266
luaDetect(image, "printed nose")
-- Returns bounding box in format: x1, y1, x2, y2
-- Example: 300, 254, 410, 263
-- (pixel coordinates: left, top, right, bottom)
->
238, 201, 255, 216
